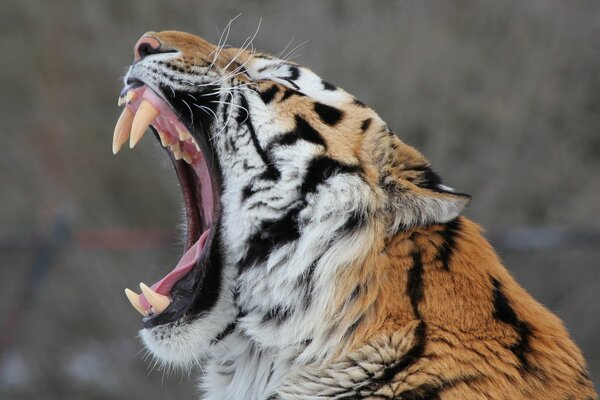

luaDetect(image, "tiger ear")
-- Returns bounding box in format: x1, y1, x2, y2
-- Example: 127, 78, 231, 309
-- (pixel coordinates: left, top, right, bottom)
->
375, 135, 470, 228
387, 180, 471, 229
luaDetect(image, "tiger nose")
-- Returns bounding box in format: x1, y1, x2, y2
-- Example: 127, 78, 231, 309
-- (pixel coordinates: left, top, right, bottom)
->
133, 35, 162, 62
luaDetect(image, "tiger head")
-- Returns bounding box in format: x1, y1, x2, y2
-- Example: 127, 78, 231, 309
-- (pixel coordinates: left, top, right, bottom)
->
115, 31, 470, 368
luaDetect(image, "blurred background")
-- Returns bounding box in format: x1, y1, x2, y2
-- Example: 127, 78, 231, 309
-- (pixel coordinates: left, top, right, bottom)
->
1, 0, 599, 398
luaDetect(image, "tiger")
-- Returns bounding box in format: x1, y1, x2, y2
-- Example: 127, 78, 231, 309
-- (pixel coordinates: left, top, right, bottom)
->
112, 30, 597, 399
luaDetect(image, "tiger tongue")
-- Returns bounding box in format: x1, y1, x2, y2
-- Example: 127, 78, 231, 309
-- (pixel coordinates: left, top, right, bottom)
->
139, 229, 211, 310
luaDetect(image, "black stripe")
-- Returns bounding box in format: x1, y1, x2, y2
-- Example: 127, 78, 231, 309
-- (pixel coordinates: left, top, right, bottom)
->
281, 88, 305, 101
322, 80, 336, 90
259, 85, 279, 104
354, 98, 367, 107
314, 102, 344, 126
410, 164, 444, 191
241, 184, 255, 202
360, 118, 372, 132
298, 260, 318, 309
288, 65, 300, 80
262, 305, 292, 324
491, 277, 533, 370
300, 156, 361, 196
437, 217, 462, 271
272, 115, 326, 149
241, 94, 280, 181
211, 319, 237, 344
342, 314, 365, 341
239, 205, 303, 269
398, 384, 441, 400
284, 79, 300, 90
339, 209, 368, 232
406, 250, 425, 318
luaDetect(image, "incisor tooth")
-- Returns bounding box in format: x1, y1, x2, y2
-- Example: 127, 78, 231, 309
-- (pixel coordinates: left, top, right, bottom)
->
139, 283, 170, 314
177, 127, 191, 141
126, 90, 137, 103
113, 108, 135, 154
170, 141, 183, 160
118, 96, 126, 107
158, 131, 169, 147
130, 100, 159, 148
124, 288, 147, 316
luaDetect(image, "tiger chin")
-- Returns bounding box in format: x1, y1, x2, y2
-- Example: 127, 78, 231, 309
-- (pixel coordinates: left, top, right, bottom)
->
112, 31, 596, 399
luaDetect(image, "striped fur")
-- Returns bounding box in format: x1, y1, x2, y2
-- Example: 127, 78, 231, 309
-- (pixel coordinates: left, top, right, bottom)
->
123, 31, 596, 399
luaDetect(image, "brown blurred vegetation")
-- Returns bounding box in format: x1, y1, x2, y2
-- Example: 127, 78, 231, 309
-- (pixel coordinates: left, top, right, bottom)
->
0, 0, 599, 398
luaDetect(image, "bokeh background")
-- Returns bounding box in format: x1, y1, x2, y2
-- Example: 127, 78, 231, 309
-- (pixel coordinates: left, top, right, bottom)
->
1, 0, 599, 398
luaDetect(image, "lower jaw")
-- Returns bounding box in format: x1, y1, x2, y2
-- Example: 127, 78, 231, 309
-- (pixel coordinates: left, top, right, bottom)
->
141, 141, 222, 329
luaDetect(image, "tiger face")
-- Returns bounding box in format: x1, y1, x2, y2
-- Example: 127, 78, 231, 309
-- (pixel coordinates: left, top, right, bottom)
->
115, 30, 470, 373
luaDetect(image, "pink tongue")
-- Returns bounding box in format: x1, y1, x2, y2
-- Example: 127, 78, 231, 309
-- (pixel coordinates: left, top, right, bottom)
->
139, 229, 210, 309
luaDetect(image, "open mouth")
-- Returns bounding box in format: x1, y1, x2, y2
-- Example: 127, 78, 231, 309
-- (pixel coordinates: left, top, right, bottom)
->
113, 81, 220, 328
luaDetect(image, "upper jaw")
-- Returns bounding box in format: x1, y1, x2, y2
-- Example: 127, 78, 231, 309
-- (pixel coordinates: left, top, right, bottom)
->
114, 76, 225, 329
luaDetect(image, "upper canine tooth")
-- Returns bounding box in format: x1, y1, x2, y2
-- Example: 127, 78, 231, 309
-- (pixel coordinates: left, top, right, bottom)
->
113, 108, 135, 154
130, 100, 159, 148
139, 283, 170, 314
124, 288, 147, 316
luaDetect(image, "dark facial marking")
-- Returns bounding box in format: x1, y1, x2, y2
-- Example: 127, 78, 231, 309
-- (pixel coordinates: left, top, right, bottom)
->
262, 305, 292, 324
240, 94, 281, 181
258, 85, 279, 104
287, 65, 300, 80
410, 165, 444, 191
300, 156, 361, 196
322, 80, 336, 91
239, 205, 303, 270
360, 118, 372, 132
314, 102, 344, 126
271, 115, 326, 149
281, 88, 305, 101
354, 98, 367, 107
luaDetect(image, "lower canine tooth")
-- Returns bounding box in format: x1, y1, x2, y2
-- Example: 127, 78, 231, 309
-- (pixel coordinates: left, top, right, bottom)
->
130, 100, 159, 148
139, 283, 170, 314
124, 288, 147, 316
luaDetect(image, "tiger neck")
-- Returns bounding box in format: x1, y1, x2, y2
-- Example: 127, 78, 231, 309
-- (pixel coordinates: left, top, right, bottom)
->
204, 217, 499, 398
